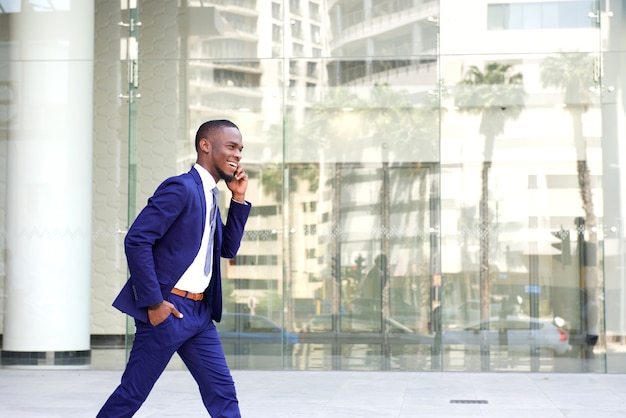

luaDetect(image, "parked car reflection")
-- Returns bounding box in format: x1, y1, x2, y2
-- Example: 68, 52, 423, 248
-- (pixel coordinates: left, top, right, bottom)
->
442, 316, 570, 356
300, 313, 433, 344
217, 313, 299, 344
216, 313, 299, 369
442, 299, 502, 324
350, 298, 420, 331
296, 313, 434, 371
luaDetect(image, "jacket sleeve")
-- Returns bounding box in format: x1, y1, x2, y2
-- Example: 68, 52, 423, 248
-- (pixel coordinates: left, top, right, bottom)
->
220, 199, 252, 258
124, 177, 190, 308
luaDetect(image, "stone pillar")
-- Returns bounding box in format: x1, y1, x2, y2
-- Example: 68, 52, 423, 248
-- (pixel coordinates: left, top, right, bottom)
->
2, 2, 94, 367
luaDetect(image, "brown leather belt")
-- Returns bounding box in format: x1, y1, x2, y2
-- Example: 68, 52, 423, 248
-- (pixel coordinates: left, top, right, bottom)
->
171, 287, 204, 301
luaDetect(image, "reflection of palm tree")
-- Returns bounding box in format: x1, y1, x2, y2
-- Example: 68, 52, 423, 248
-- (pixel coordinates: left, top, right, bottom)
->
257, 123, 319, 201
367, 83, 439, 155
255, 122, 322, 330
454, 63, 525, 323
367, 83, 440, 329
306, 88, 365, 319
540, 52, 599, 339
540, 52, 598, 248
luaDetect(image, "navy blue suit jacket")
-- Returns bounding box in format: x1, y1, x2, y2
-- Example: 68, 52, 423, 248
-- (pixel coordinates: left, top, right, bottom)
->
112, 167, 251, 324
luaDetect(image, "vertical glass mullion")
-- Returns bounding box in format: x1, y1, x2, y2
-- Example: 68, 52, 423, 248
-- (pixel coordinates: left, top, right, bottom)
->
123, 0, 141, 360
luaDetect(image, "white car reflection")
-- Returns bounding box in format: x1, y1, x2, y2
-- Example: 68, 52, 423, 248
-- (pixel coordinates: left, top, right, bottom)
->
442, 299, 503, 324
442, 317, 570, 356
299, 314, 433, 345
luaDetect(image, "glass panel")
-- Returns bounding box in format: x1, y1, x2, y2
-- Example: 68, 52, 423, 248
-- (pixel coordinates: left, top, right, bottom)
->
601, 11, 625, 372
440, 52, 605, 372
283, 48, 441, 369
290, 161, 438, 371
127, 54, 285, 369
89, 0, 139, 368
92, 0, 617, 374
0, 0, 622, 375
118, 0, 287, 369
123, 0, 141, 359
223, 159, 287, 369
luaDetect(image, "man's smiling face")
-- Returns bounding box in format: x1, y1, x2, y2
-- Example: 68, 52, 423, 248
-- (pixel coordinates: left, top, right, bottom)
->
203, 126, 243, 183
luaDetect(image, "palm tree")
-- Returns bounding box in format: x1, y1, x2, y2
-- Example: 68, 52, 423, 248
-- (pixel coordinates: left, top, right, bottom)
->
454, 63, 525, 326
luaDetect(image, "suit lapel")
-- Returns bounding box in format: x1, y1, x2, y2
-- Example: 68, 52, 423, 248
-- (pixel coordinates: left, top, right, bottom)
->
189, 167, 207, 232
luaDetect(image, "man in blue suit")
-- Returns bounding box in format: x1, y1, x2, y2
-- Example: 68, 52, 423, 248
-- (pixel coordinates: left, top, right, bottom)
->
97, 120, 251, 417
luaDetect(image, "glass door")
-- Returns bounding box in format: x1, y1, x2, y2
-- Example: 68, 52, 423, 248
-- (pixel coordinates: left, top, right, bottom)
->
293, 162, 439, 371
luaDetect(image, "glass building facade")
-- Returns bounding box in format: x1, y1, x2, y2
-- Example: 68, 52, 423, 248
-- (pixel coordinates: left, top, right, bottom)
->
1, 0, 625, 373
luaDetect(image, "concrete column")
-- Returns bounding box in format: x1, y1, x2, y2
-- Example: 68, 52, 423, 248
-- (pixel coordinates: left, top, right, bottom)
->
2, 2, 94, 367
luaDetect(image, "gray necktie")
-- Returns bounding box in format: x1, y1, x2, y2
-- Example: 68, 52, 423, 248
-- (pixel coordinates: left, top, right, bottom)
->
204, 187, 219, 276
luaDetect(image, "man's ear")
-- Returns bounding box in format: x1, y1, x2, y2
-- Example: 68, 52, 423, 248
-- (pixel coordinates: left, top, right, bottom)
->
200, 137, 211, 153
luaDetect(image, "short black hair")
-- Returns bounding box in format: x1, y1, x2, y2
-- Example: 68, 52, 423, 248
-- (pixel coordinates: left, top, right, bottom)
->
195, 119, 240, 152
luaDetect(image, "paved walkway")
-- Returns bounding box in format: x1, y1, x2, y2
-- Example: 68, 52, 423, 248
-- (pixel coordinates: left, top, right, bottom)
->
1, 369, 626, 417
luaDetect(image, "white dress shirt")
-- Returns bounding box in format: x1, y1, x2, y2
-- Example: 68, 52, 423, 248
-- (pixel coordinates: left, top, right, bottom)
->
173, 164, 217, 293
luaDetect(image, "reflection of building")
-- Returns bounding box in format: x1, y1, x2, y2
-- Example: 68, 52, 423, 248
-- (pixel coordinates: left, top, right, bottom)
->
326, 0, 438, 86
181, 0, 332, 311
437, 0, 608, 338
184, 2, 266, 167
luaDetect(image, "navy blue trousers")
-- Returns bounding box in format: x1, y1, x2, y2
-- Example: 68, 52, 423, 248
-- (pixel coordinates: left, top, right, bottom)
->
97, 294, 240, 417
